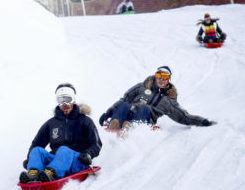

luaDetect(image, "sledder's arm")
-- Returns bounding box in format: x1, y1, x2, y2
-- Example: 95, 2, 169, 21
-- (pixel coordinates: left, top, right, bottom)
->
79, 117, 102, 159
26, 121, 50, 159
196, 27, 204, 42
197, 27, 204, 37
149, 96, 215, 126
101, 82, 143, 120
216, 24, 223, 35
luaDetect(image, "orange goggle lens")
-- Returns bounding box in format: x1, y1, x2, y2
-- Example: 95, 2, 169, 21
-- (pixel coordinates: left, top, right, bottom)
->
155, 72, 170, 80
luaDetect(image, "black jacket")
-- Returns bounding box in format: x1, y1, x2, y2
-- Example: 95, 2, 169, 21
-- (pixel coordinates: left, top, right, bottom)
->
27, 104, 102, 159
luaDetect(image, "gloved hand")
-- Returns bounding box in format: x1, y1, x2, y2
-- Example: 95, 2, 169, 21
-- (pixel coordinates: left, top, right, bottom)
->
99, 113, 109, 126
196, 35, 203, 43
23, 159, 28, 169
78, 153, 92, 165
99, 108, 113, 126
220, 32, 227, 42
202, 119, 217, 127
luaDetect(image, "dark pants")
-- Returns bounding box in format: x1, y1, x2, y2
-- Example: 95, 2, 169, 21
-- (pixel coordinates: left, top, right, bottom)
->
204, 33, 226, 43
203, 35, 218, 43
111, 101, 151, 127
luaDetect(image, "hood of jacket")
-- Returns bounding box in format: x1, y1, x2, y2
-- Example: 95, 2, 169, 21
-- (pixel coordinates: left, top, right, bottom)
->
54, 104, 91, 120
143, 75, 177, 99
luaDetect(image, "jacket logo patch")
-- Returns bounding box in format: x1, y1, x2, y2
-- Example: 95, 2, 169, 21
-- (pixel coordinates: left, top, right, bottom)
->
52, 128, 59, 139
144, 89, 152, 95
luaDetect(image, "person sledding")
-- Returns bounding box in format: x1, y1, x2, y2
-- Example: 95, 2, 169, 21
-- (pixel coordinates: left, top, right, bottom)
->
116, 0, 135, 14
99, 66, 216, 130
19, 83, 102, 183
196, 13, 226, 44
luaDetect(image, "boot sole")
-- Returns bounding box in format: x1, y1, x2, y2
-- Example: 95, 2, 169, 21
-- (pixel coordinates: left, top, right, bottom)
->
38, 171, 51, 182
19, 172, 36, 183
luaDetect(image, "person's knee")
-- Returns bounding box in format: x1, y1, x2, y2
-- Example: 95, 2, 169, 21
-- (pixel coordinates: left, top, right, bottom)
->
138, 105, 150, 113
56, 146, 72, 154
121, 5, 127, 13
31, 146, 46, 154
118, 101, 130, 110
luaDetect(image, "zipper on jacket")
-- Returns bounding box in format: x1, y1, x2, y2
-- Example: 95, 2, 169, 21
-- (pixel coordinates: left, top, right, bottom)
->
64, 118, 69, 143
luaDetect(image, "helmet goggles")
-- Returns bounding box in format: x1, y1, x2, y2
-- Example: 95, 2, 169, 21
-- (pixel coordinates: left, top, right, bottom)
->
155, 72, 170, 80
57, 95, 74, 105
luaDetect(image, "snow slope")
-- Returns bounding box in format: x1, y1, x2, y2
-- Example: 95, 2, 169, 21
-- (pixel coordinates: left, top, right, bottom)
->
0, 1, 245, 189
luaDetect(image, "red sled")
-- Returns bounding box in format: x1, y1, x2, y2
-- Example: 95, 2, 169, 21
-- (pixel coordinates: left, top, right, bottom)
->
151, 125, 161, 131
104, 127, 120, 133
203, 42, 223, 48
105, 125, 161, 133
104, 127, 127, 138
18, 166, 101, 190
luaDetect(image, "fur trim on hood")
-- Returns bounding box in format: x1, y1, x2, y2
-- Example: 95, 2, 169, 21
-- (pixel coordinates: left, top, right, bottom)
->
144, 75, 177, 99
144, 76, 155, 90
78, 104, 91, 115
54, 104, 91, 116
165, 84, 177, 99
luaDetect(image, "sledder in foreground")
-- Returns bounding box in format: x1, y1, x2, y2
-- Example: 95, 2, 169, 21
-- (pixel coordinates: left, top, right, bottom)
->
99, 66, 216, 131
18, 83, 102, 189
196, 13, 226, 48
18, 166, 101, 190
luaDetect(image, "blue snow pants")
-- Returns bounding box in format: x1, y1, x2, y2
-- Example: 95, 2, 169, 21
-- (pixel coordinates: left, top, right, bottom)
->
27, 146, 88, 179
111, 101, 151, 127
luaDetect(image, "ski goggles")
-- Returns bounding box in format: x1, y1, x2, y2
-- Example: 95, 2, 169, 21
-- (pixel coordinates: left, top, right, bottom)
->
155, 72, 170, 80
57, 95, 74, 105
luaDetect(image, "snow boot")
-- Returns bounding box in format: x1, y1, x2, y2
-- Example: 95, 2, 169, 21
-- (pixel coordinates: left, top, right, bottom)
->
122, 121, 130, 130
109, 119, 120, 129
19, 169, 39, 183
38, 168, 58, 182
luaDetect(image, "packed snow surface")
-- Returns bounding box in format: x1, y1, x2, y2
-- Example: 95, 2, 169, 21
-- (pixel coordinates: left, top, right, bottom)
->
0, 0, 245, 189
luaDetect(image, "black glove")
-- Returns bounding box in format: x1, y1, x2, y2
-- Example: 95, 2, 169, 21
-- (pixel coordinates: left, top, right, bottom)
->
196, 35, 203, 43
99, 113, 108, 126
220, 32, 227, 42
23, 159, 28, 169
78, 153, 92, 165
99, 108, 113, 126
202, 119, 217, 127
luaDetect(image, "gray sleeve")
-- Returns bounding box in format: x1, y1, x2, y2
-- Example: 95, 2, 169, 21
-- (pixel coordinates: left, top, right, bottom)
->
150, 97, 206, 126
122, 83, 143, 103
108, 82, 143, 111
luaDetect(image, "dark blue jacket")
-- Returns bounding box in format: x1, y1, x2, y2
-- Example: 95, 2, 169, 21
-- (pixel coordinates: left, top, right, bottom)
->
27, 104, 102, 159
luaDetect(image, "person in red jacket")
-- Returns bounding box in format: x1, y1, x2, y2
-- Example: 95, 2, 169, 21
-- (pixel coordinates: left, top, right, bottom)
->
196, 13, 226, 43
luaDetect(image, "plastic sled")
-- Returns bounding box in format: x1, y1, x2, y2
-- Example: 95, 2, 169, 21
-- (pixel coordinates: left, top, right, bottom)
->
122, 11, 135, 14
18, 166, 101, 190
203, 42, 223, 48
104, 127, 128, 138
151, 125, 161, 131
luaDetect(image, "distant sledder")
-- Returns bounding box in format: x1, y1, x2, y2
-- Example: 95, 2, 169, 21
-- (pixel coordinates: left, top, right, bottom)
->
99, 66, 216, 131
116, 0, 135, 14
196, 13, 226, 48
